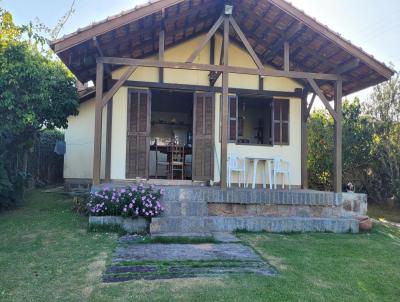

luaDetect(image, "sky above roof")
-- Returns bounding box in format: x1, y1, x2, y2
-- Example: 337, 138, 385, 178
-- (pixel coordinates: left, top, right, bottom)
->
3, 0, 399, 102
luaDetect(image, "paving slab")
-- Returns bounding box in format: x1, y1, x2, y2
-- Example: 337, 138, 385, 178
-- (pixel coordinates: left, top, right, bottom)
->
113, 243, 260, 262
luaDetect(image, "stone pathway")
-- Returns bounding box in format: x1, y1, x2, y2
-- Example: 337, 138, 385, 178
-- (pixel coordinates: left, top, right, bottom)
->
103, 236, 276, 282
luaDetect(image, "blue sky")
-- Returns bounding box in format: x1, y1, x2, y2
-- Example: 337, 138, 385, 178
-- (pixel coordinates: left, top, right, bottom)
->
2, 0, 399, 101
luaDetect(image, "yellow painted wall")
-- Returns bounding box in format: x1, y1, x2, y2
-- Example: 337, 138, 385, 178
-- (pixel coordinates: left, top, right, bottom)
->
65, 33, 303, 185
64, 99, 107, 179
110, 87, 129, 180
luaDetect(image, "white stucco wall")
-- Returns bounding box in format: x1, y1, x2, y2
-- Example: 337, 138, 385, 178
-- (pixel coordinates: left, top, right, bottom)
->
64, 99, 107, 179
64, 33, 303, 185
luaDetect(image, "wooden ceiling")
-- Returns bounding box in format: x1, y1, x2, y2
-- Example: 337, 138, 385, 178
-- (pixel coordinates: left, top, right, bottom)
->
50, 0, 394, 98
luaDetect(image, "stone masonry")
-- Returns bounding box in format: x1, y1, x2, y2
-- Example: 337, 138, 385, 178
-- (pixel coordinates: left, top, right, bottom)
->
91, 185, 366, 235
149, 187, 366, 235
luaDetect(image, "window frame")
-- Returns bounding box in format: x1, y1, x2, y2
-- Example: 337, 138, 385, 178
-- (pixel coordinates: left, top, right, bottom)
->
273, 98, 290, 146
228, 95, 238, 143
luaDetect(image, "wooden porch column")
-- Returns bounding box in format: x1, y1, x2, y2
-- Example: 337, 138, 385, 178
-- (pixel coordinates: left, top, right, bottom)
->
333, 79, 343, 192
93, 62, 104, 185
158, 9, 165, 83
300, 89, 308, 189
220, 16, 230, 189
104, 99, 113, 182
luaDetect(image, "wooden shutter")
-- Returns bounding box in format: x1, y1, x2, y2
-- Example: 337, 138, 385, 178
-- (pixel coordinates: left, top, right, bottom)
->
273, 99, 290, 145
126, 89, 151, 179
265, 100, 273, 145
228, 95, 238, 142
193, 93, 215, 181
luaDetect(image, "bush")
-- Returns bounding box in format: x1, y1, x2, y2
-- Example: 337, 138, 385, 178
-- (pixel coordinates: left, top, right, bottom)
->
0, 159, 15, 211
87, 184, 165, 218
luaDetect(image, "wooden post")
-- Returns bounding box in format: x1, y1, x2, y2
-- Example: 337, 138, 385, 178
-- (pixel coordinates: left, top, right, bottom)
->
210, 35, 215, 64
93, 62, 104, 185
220, 16, 230, 189
334, 79, 343, 193
284, 41, 290, 72
158, 9, 165, 83
104, 99, 113, 182
300, 89, 308, 189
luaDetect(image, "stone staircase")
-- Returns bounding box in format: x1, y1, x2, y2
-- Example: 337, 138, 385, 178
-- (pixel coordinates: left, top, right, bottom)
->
150, 187, 211, 236
149, 187, 362, 236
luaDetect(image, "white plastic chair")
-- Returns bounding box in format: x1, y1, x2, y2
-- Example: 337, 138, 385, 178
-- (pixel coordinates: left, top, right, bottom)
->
272, 156, 291, 189
227, 154, 246, 188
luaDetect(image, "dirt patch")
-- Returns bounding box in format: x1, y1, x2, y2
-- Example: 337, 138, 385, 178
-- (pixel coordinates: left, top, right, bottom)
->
83, 251, 108, 298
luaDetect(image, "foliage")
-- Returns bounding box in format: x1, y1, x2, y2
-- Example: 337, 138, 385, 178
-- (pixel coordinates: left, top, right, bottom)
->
364, 72, 400, 203
307, 110, 334, 190
308, 98, 374, 191
87, 185, 165, 218
308, 71, 400, 204
0, 8, 79, 209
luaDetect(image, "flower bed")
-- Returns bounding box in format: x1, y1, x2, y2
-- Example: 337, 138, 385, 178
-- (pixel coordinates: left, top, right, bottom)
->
87, 184, 165, 218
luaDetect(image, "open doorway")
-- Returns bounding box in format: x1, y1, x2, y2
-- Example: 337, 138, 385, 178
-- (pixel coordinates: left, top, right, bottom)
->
149, 90, 193, 180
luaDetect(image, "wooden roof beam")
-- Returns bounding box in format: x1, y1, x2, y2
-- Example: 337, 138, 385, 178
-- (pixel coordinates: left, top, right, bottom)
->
262, 21, 305, 62
335, 58, 360, 74
307, 78, 337, 120
93, 37, 112, 76
229, 16, 265, 74
186, 14, 224, 63
98, 56, 340, 81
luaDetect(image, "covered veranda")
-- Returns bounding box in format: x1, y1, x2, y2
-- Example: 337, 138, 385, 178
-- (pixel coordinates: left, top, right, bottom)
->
51, 0, 394, 193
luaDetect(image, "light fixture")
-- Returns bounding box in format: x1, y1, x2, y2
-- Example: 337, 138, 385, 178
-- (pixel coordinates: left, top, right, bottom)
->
224, 5, 233, 15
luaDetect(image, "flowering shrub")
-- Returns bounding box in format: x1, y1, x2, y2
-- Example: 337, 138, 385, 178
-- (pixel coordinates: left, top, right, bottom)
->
87, 184, 164, 218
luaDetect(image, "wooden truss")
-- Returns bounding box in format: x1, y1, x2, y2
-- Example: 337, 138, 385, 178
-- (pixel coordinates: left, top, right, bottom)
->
92, 5, 344, 192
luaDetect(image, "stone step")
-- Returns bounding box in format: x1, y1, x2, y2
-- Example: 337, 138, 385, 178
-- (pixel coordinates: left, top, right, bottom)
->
150, 216, 359, 235
150, 217, 208, 234
151, 232, 213, 238
162, 200, 208, 217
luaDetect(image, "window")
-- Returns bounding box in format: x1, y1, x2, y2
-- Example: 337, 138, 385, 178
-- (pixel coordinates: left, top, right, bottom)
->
228, 96, 238, 142
273, 99, 290, 145
227, 96, 290, 146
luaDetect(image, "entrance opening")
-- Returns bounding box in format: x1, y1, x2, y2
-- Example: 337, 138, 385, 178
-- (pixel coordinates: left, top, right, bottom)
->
149, 90, 193, 180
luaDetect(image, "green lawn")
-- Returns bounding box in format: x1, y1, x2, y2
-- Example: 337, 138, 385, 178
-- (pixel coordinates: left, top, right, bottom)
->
1, 190, 399, 302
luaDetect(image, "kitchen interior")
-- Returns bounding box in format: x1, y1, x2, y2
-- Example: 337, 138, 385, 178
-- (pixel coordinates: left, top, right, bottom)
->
149, 90, 193, 179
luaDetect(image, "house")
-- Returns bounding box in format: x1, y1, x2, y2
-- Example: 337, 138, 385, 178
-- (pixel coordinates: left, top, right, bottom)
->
50, 0, 393, 234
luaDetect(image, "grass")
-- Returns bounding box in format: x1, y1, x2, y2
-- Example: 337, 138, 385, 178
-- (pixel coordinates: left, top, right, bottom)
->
368, 204, 400, 223
0, 190, 399, 301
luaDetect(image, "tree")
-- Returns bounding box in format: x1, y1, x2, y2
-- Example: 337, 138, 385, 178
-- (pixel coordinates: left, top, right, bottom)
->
364, 71, 400, 204
0, 8, 79, 209
308, 98, 374, 192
